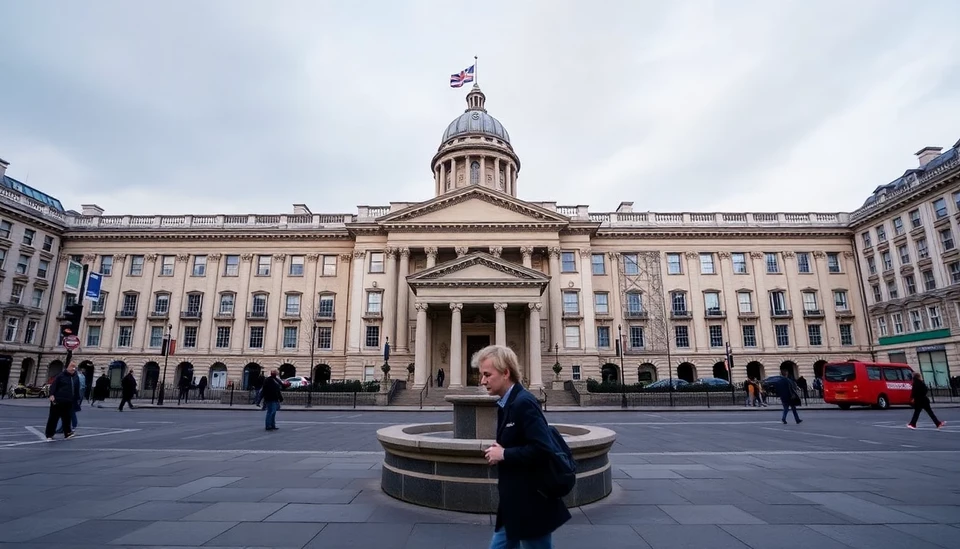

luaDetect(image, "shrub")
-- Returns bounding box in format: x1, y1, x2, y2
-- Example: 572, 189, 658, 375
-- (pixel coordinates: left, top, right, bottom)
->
585, 378, 646, 393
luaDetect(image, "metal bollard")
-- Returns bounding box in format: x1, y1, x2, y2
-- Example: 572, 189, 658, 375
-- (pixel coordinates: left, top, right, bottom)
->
229, 386, 234, 406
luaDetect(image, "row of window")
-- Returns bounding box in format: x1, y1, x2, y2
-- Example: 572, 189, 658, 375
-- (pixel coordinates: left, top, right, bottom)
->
1, 317, 39, 345
96, 254, 340, 278
84, 324, 335, 351
72, 291, 338, 319
8, 284, 45, 308
562, 289, 851, 317
868, 259, 960, 303
572, 322, 855, 351
0, 250, 51, 278
566, 251, 844, 276
0, 220, 55, 251
875, 305, 945, 337
861, 192, 960, 248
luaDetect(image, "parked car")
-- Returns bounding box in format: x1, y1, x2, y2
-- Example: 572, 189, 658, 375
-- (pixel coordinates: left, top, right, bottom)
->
281, 376, 310, 389
761, 375, 785, 395
644, 379, 690, 390
693, 377, 731, 387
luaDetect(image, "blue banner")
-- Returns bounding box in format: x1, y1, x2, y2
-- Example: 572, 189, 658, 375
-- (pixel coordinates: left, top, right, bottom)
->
84, 272, 102, 302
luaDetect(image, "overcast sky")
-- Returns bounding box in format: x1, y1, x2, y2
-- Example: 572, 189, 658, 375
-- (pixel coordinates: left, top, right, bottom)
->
0, 0, 957, 217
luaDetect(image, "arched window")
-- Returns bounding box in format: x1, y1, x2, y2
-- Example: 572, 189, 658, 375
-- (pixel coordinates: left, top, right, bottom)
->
470, 161, 480, 185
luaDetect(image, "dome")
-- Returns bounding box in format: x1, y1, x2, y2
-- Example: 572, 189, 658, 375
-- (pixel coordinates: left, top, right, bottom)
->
441, 85, 511, 144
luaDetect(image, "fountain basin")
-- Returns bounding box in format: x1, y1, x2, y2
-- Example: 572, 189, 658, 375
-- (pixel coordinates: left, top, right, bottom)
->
377, 421, 616, 513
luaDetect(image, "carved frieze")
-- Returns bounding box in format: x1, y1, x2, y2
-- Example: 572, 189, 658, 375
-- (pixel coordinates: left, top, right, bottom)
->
352, 250, 366, 259
58, 253, 70, 262
424, 247, 438, 258
843, 251, 855, 258
82, 254, 97, 263
455, 246, 469, 258
489, 246, 502, 258
749, 251, 765, 259
145, 254, 158, 262
273, 253, 286, 262
398, 247, 410, 258
684, 251, 699, 259
208, 253, 222, 261
415, 302, 429, 312
717, 251, 731, 259
449, 303, 463, 312
493, 303, 508, 312
306, 253, 320, 262
548, 247, 562, 258
812, 250, 827, 258
528, 302, 543, 312
385, 247, 397, 258
782, 251, 796, 258
579, 248, 591, 258
241, 253, 254, 261
177, 253, 190, 262
520, 246, 534, 257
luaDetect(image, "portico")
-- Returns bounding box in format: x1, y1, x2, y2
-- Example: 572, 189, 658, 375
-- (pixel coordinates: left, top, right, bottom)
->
406, 252, 550, 388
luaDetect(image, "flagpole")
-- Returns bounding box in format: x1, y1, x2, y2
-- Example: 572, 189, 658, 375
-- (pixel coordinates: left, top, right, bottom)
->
474, 55, 478, 85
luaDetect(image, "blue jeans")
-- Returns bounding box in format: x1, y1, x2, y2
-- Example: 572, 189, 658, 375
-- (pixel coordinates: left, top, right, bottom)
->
489, 528, 552, 549
264, 401, 280, 429
781, 398, 800, 423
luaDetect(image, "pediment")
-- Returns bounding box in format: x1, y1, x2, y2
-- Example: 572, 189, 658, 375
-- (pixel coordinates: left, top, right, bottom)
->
406, 251, 550, 294
378, 187, 569, 227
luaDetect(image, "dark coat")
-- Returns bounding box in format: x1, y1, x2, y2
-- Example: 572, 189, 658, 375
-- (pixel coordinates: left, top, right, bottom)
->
121, 372, 137, 398
774, 376, 798, 401
93, 375, 110, 400
260, 376, 284, 403
911, 377, 929, 407
50, 371, 81, 404
494, 384, 570, 540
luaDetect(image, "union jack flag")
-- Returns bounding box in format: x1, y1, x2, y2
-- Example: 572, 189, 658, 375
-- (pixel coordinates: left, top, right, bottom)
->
450, 65, 475, 88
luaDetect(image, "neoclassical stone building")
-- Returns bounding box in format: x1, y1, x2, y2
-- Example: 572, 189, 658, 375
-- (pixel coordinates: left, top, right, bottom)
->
7, 85, 955, 395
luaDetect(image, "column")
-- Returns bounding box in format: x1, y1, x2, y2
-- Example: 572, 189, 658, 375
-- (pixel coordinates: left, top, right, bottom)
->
348, 251, 366, 352
439, 162, 446, 193
494, 157, 501, 191
413, 302, 429, 387
449, 303, 463, 388
395, 248, 410, 352
580, 249, 596, 351
382, 248, 398, 349
451, 158, 457, 188
425, 247, 438, 269
480, 155, 486, 188
547, 246, 563, 348
434, 166, 439, 195
520, 246, 533, 269
506, 163, 513, 194
494, 303, 507, 346
528, 302, 543, 388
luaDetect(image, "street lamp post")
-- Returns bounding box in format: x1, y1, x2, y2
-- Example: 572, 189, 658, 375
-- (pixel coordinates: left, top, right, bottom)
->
157, 323, 173, 406
307, 322, 317, 408
617, 324, 626, 409
725, 341, 736, 405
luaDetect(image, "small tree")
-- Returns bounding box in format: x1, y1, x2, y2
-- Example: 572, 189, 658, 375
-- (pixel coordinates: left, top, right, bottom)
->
552, 362, 562, 381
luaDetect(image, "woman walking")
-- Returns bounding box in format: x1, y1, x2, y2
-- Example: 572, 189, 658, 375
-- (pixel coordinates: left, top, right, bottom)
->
907, 371, 945, 430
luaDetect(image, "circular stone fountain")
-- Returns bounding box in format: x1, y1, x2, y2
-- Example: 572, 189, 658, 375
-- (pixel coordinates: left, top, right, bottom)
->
377, 394, 616, 513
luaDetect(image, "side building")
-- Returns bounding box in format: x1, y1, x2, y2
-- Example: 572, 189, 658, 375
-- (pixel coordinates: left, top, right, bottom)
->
850, 140, 960, 387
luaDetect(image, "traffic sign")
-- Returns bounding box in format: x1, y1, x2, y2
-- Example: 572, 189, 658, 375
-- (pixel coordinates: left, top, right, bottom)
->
62, 334, 81, 350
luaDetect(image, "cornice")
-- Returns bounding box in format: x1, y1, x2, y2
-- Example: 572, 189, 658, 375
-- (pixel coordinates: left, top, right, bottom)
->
850, 163, 960, 227
62, 231, 353, 242
593, 228, 853, 239
377, 186, 568, 225
379, 222, 566, 233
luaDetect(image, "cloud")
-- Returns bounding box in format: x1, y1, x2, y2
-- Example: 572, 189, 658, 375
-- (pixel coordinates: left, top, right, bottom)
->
0, 0, 957, 216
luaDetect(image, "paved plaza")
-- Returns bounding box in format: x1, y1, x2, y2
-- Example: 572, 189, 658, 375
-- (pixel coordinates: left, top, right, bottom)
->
0, 401, 959, 548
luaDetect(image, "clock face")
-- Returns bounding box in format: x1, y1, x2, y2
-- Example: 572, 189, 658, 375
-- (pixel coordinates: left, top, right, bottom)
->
471, 112, 480, 120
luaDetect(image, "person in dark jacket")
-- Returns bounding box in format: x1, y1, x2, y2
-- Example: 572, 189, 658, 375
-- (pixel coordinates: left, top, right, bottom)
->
908, 371, 945, 429
177, 375, 191, 404
197, 376, 208, 400
44, 362, 81, 440
479, 344, 570, 548
91, 372, 110, 407
119, 369, 137, 411
261, 369, 284, 431
774, 375, 803, 425
436, 367, 445, 388
252, 372, 266, 407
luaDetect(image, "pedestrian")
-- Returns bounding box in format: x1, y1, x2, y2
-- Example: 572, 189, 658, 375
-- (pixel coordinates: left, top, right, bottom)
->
118, 368, 137, 411
177, 375, 190, 404
797, 376, 809, 399
45, 362, 81, 441
91, 371, 110, 407
479, 344, 570, 548
774, 375, 803, 425
437, 367, 445, 388
253, 371, 266, 408
198, 376, 208, 400
907, 371, 945, 430
745, 379, 755, 407
56, 362, 85, 434
261, 369, 284, 431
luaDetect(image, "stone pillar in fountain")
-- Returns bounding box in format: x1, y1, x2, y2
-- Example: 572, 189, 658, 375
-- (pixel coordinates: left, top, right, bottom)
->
449, 303, 463, 388
494, 303, 507, 347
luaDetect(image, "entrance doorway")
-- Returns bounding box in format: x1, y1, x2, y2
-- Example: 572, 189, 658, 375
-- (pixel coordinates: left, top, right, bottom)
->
465, 335, 490, 386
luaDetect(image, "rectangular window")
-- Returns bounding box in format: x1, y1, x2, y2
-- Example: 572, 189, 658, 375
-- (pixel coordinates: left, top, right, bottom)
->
833, 290, 848, 311
665, 253, 681, 274
732, 252, 747, 274
671, 292, 687, 314
366, 291, 382, 314
867, 256, 876, 275
216, 326, 231, 348
15, 254, 29, 275
770, 291, 787, 315
928, 305, 943, 329
807, 324, 822, 346
708, 325, 722, 347
738, 292, 753, 313
624, 254, 639, 275
117, 326, 133, 347
251, 294, 267, 316
85, 325, 100, 347
365, 325, 380, 347
903, 274, 915, 296
0, 249, 6, 269
674, 325, 689, 348
839, 324, 853, 346
183, 326, 198, 348
861, 231, 872, 247
285, 294, 301, 315
154, 293, 169, 314
699, 253, 715, 274
591, 253, 605, 275
910, 310, 923, 331
219, 293, 235, 315
149, 326, 163, 348
796, 252, 811, 273
257, 255, 271, 276
31, 289, 43, 308
0, 220, 9, 239
877, 317, 888, 337
898, 244, 910, 265
775, 325, 790, 346
892, 313, 904, 335
596, 326, 610, 348
369, 252, 385, 273
950, 262, 960, 284
827, 253, 841, 273
289, 255, 305, 276
24, 320, 37, 344
872, 284, 882, 302
91, 292, 107, 313
317, 326, 332, 349
765, 253, 780, 273
704, 292, 721, 315
629, 326, 644, 348
160, 255, 174, 276
185, 293, 202, 315
322, 255, 337, 276
886, 280, 899, 299
37, 260, 49, 279
9, 284, 23, 304
940, 228, 954, 251
283, 326, 298, 349
742, 325, 757, 347
224, 255, 240, 276
802, 291, 818, 312
3, 318, 17, 342
22, 229, 34, 246
249, 326, 265, 348
893, 216, 904, 235
882, 251, 893, 271
192, 255, 207, 276
318, 294, 335, 318
562, 291, 579, 315
626, 292, 643, 315
572, 365, 581, 381
933, 197, 948, 219
564, 325, 581, 348
917, 238, 929, 259
922, 269, 936, 291
876, 224, 887, 242
594, 293, 609, 315
97, 255, 112, 276
129, 255, 144, 276
121, 293, 138, 315
561, 251, 576, 272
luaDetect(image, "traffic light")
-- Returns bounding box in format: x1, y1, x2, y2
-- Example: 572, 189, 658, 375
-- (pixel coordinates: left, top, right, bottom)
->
61, 303, 83, 338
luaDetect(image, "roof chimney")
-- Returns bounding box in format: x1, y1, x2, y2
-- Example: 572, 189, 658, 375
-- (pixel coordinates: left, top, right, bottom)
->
616, 201, 634, 213
0, 157, 8, 179
915, 146, 943, 168
81, 204, 104, 216
292, 203, 312, 215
